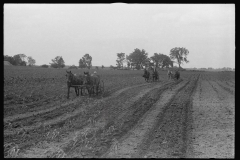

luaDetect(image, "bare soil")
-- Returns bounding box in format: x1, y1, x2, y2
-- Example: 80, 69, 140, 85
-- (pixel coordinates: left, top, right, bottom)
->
4, 72, 235, 158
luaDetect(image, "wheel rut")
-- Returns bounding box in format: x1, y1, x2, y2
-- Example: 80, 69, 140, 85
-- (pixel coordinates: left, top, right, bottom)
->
134, 74, 199, 158
60, 80, 178, 157
18, 80, 178, 158
103, 78, 191, 158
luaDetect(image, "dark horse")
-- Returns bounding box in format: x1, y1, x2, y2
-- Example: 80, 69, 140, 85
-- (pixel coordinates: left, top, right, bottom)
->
142, 68, 150, 82
83, 71, 101, 96
174, 70, 180, 80
152, 67, 159, 81
66, 70, 86, 99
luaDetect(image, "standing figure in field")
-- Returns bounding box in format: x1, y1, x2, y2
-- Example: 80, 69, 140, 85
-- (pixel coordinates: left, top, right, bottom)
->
171, 71, 176, 80
153, 66, 159, 81
167, 70, 173, 80
66, 70, 86, 99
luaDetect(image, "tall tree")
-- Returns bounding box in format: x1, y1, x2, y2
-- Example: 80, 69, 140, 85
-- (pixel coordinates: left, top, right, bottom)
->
78, 54, 92, 69
126, 55, 133, 69
27, 56, 36, 66
162, 55, 174, 68
83, 53, 92, 69
170, 47, 189, 68
50, 56, 65, 68
18, 53, 27, 62
150, 53, 165, 68
116, 53, 125, 69
13, 54, 23, 66
116, 60, 121, 69
128, 48, 148, 70
127, 61, 131, 69
79, 59, 86, 68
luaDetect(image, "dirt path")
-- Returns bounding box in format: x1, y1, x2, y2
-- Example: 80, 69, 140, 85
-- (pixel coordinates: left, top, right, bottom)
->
186, 78, 234, 158
103, 78, 191, 158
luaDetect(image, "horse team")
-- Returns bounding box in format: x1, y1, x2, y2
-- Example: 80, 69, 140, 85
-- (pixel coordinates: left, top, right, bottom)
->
66, 70, 102, 99
167, 70, 180, 80
143, 67, 180, 82
66, 68, 180, 98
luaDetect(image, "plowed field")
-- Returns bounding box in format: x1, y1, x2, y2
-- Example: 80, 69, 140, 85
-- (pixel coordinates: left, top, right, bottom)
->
4, 66, 235, 158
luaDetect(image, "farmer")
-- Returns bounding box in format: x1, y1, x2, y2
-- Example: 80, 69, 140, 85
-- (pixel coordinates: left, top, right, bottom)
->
167, 70, 172, 80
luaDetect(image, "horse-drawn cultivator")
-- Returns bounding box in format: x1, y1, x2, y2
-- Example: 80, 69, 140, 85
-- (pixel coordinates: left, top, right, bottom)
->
143, 67, 180, 83
142, 67, 159, 82
66, 71, 104, 98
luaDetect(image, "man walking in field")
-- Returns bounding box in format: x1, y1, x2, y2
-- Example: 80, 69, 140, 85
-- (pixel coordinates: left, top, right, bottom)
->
167, 70, 172, 80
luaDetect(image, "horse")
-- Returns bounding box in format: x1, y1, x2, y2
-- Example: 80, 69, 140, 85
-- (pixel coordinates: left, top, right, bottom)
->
148, 67, 155, 82
143, 67, 155, 82
142, 68, 150, 82
66, 70, 86, 99
168, 70, 180, 81
83, 71, 101, 96
175, 70, 180, 80
152, 67, 159, 81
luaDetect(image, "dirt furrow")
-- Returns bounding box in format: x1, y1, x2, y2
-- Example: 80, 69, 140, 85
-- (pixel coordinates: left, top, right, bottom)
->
229, 81, 235, 85
58, 81, 176, 157
3, 82, 164, 152
186, 79, 234, 158
223, 81, 235, 88
19, 81, 177, 158
208, 80, 234, 100
4, 82, 154, 124
136, 74, 199, 158
4, 82, 158, 136
103, 79, 190, 158
215, 81, 234, 95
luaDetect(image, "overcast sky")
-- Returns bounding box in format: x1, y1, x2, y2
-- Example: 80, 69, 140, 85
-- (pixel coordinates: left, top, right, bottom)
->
4, 4, 235, 68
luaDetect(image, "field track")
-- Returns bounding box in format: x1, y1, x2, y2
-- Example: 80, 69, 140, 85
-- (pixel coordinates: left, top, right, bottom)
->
4, 68, 234, 158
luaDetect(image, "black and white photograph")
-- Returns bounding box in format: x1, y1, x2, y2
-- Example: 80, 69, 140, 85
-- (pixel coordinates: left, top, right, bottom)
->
4, 3, 235, 158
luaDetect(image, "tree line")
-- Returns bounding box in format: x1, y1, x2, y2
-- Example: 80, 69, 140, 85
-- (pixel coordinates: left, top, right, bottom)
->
4, 54, 36, 66
115, 47, 189, 70
3, 53, 93, 69
4, 47, 189, 69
